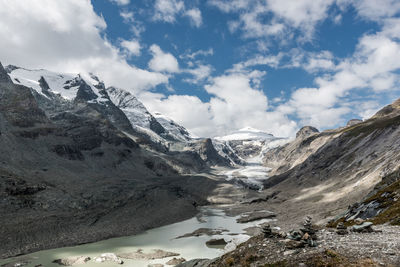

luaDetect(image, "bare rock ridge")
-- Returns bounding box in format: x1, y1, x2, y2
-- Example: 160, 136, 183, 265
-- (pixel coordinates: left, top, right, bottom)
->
295, 126, 319, 139
0, 62, 12, 83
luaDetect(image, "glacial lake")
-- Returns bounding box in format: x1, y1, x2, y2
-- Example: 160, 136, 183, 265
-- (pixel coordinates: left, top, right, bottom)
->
0, 207, 273, 267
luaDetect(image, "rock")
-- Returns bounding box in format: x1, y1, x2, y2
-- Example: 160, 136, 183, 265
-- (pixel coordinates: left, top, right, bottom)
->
277, 231, 287, 238
347, 119, 362, 126
301, 232, 310, 240
94, 253, 123, 264
148, 264, 164, 267
287, 230, 302, 241
118, 249, 179, 260
236, 211, 276, 223
205, 238, 227, 247
300, 216, 317, 240
262, 224, 273, 238
354, 218, 365, 225
351, 222, 374, 233
283, 239, 305, 249
336, 222, 348, 235
166, 257, 186, 265
52, 256, 91, 266
296, 126, 319, 139
175, 228, 228, 239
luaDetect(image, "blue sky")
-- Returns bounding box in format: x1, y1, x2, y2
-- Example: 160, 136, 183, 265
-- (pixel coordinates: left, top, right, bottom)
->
1, 0, 400, 137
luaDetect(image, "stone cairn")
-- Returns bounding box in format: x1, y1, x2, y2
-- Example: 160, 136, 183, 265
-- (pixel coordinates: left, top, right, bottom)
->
262, 224, 273, 238
283, 216, 318, 249
336, 222, 348, 235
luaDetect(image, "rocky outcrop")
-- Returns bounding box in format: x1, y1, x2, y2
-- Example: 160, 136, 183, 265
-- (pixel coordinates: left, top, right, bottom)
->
188, 138, 231, 167
295, 126, 319, 139
347, 119, 362, 126
166, 257, 186, 265
0, 63, 12, 83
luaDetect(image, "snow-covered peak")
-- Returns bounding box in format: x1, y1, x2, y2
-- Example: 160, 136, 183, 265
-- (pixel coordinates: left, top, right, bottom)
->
7, 66, 107, 103
106, 88, 193, 142
153, 112, 194, 141
106, 86, 155, 129
215, 127, 274, 141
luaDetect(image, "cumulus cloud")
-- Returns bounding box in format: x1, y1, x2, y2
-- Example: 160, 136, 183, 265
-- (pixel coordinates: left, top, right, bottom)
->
184, 64, 213, 84
153, 0, 203, 28
120, 39, 141, 57
139, 70, 297, 137
209, 0, 335, 41
153, 0, 185, 23
119, 11, 145, 37
184, 8, 203, 27
180, 48, 214, 60
148, 44, 180, 73
0, 0, 167, 92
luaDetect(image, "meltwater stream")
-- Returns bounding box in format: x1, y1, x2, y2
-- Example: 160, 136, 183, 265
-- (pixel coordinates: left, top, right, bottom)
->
0, 207, 274, 267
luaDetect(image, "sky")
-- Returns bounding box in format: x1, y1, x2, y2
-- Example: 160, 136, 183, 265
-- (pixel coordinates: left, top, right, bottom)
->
0, 0, 400, 137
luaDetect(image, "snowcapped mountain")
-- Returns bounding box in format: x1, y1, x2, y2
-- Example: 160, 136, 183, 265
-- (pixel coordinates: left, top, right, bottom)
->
6, 65, 194, 144
106, 87, 192, 143
213, 127, 287, 162
7, 66, 109, 104
4, 64, 251, 168
153, 112, 193, 142
215, 127, 275, 141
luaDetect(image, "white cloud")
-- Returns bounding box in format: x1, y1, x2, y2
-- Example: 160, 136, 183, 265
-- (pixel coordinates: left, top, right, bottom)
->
139, 71, 298, 138
120, 11, 134, 22
153, 0, 203, 28
120, 39, 141, 57
184, 8, 203, 27
119, 11, 145, 37
109, 0, 130, 5
184, 64, 213, 84
346, 0, 400, 21
0, 0, 167, 93
180, 49, 214, 60
153, 0, 185, 23
148, 44, 180, 73
209, 0, 336, 41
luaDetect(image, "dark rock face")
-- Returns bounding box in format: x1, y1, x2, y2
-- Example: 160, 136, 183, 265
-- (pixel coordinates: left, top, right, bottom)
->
295, 126, 319, 139
0, 62, 12, 83
196, 138, 231, 166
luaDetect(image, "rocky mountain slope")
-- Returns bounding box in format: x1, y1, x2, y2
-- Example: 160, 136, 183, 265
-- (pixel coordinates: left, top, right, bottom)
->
0, 62, 223, 258
259, 98, 400, 226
